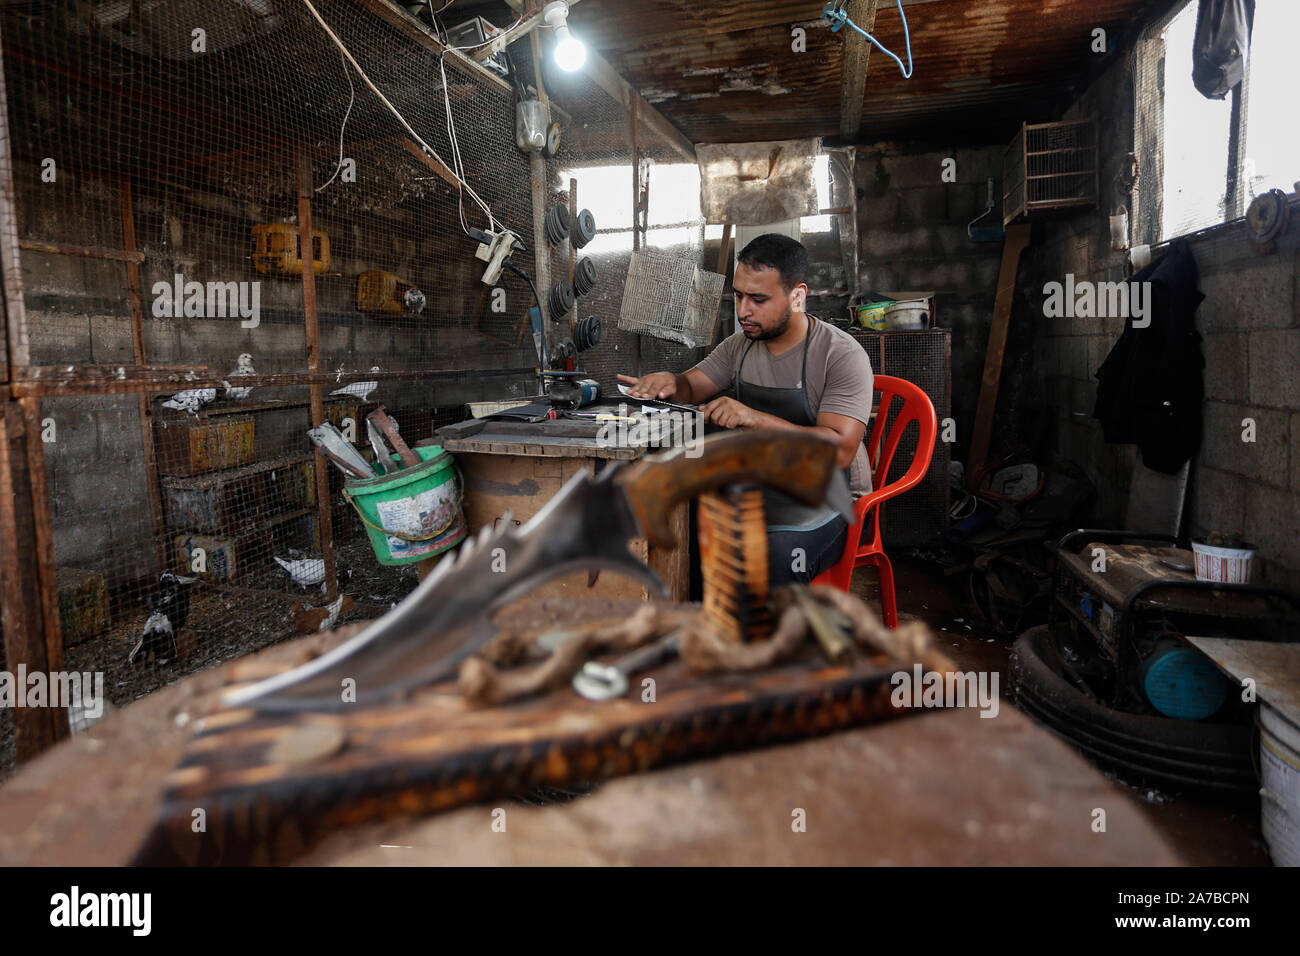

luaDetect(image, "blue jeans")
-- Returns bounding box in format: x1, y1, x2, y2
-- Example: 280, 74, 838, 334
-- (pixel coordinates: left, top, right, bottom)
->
767, 516, 850, 586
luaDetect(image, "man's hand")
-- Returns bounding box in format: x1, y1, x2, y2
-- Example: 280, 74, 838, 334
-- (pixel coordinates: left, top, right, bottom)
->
617, 372, 678, 401
700, 397, 760, 430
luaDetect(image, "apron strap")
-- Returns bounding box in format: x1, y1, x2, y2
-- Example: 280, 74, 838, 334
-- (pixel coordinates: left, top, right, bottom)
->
737, 314, 815, 409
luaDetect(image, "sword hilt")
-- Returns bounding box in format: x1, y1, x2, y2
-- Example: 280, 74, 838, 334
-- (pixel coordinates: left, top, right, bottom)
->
615, 429, 842, 549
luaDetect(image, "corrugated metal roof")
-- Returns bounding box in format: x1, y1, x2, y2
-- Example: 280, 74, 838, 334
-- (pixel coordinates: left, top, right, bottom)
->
544, 0, 1181, 144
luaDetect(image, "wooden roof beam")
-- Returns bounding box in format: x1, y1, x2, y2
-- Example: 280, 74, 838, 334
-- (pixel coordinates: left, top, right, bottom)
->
838, 0, 880, 141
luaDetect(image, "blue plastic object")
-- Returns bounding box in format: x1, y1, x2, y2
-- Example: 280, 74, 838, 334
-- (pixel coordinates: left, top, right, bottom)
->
1140, 645, 1228, 721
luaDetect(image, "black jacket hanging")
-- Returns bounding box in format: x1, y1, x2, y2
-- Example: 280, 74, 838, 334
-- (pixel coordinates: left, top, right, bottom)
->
1092, 240, 1205, 475
1192, 0, 1256, 99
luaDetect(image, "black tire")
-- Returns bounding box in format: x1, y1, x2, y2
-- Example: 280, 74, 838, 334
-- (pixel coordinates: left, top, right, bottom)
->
1010, 626, 1256, 800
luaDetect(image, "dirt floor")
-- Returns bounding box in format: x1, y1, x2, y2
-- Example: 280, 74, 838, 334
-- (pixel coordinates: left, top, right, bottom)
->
0, 537, 419, 784
871, 553, 1273, 867
0, 542, 1276, 866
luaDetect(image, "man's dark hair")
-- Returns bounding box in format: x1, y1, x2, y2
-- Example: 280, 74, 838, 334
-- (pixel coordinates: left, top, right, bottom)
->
737, 234, 808, 292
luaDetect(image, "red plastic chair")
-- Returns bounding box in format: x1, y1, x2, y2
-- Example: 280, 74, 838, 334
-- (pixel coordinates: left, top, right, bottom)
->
812, 375, 938, 628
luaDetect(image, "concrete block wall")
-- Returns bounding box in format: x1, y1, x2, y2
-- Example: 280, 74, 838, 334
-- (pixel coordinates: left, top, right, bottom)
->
1024, 48, 1300, 594
854, 143, 1009, 459
14, 161, 537, 583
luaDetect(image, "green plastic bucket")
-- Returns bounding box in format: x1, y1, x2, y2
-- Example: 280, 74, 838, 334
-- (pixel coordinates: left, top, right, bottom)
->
343, 445, 466, 566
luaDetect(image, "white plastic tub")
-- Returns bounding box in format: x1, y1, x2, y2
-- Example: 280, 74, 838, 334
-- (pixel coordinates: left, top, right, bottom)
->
1191, 539, 1256, 583
1260, 704, 1300, 867
884, 299, 929, 330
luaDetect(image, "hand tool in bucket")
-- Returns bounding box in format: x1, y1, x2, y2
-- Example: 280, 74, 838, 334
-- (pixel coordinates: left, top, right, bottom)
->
223, 430, 855, 713
367, 405, 419, 469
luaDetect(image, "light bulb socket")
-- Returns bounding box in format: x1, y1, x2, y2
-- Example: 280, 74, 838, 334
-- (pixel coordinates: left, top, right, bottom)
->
542, 2, 570, 29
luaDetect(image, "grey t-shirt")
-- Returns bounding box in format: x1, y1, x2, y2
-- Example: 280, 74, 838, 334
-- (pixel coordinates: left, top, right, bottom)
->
694, 316, 875, 500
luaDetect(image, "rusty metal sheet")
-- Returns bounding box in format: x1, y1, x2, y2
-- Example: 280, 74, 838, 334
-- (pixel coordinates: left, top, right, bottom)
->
544, 0, 1185, 143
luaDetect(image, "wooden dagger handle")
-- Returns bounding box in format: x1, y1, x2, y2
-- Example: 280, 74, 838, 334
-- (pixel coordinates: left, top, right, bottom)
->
615, 430, 839, 549
368, 406, 419, 467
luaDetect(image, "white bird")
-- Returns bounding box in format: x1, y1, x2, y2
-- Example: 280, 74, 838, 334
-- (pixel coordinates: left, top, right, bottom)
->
162, 388, 217, 415
330, 367, 381, 402
276, 555, 327, 589
223, 353, 256, 401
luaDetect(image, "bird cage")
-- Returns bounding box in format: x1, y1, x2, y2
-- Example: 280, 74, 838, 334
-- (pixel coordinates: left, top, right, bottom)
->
617, 250, 727, 348
1003, 119, 1098, 225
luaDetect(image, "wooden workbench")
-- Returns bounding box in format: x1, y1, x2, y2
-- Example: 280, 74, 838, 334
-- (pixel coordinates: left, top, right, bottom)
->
0, 599, 1180, 866
427, 404, 695, 602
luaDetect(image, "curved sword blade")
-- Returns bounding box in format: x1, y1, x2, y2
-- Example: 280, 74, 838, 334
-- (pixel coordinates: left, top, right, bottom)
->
223, 467, 661, 713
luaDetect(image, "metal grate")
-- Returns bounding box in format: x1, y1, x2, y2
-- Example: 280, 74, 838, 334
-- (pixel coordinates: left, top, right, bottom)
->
1003, 119, 1099, 225
848, 328, 951, 548
617, 250, 725, 349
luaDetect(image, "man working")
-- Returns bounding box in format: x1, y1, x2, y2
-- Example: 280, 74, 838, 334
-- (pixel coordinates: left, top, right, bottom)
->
619, 234, 874, 584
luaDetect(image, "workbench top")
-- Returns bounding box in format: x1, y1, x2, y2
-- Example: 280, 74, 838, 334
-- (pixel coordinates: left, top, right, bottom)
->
0, 599, 1179, 866
431, 401, 698, 460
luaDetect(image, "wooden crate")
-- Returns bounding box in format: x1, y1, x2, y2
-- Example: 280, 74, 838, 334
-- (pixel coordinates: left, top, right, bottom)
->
57, 568, 110, 646
325, 401, 373, 446
266, 457, 316, 510
155, 415, 255, 477
454, 452, 687, 602
173, 531, 272, 583
162, 470, 269, 534
272, 505, 354, 553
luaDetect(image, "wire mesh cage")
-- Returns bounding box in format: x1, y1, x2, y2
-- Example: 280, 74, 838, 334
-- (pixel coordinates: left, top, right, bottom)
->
616, 250, 725, 349
0, 0, 707, 775
846, 328, 951, 549
1003, 119, 1099, 225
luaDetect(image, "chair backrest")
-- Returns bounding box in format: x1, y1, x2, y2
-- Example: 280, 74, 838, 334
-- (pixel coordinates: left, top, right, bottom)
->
864, 375, 939, 502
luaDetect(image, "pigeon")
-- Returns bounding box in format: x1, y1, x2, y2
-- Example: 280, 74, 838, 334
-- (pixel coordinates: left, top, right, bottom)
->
276, 555, 327, 589
222, 353, 256, 401
330, 367, 381, 402
128, 572, 197, 664
162, 388, 217, 415
291, 593, 355, 634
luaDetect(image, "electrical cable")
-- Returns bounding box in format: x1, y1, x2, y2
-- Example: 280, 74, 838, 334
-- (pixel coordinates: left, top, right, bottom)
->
824, 0, 913, 79
315, 49, 356, 193
505, 260, 549, 369
437, 51, 473, 235
300, 0, 503, 233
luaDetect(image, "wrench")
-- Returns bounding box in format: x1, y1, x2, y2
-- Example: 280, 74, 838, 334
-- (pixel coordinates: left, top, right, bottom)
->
572, 630, 681, 701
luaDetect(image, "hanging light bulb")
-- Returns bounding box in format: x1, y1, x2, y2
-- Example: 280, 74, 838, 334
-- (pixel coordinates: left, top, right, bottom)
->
543, 1, 587, 71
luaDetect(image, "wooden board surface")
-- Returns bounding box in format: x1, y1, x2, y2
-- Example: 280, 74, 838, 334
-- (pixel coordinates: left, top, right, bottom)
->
0, 599, 1181, 867
451, 452, 690, 603
432, 404, 696, 461
1187, 637, 1300, 729
965, 223, 1030, 489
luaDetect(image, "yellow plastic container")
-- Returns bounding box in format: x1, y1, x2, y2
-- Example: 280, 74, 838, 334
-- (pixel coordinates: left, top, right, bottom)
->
357, 270, 419, 315
851, 300, 893, 330
252, 223, 331, 276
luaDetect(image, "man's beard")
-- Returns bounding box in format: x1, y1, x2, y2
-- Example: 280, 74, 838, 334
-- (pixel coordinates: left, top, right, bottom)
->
745, 305, 792, 341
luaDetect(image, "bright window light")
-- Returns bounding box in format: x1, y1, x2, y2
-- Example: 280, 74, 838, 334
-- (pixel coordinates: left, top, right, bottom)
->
1242, 1, 1300, 197
560, 155, 836, 253
1160, 2, 1232, 238
801, 154, 834, 234
1157, 0, 1300, 240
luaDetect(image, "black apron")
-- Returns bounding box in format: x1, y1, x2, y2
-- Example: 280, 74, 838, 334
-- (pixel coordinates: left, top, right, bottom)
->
736, 316, 843, 530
